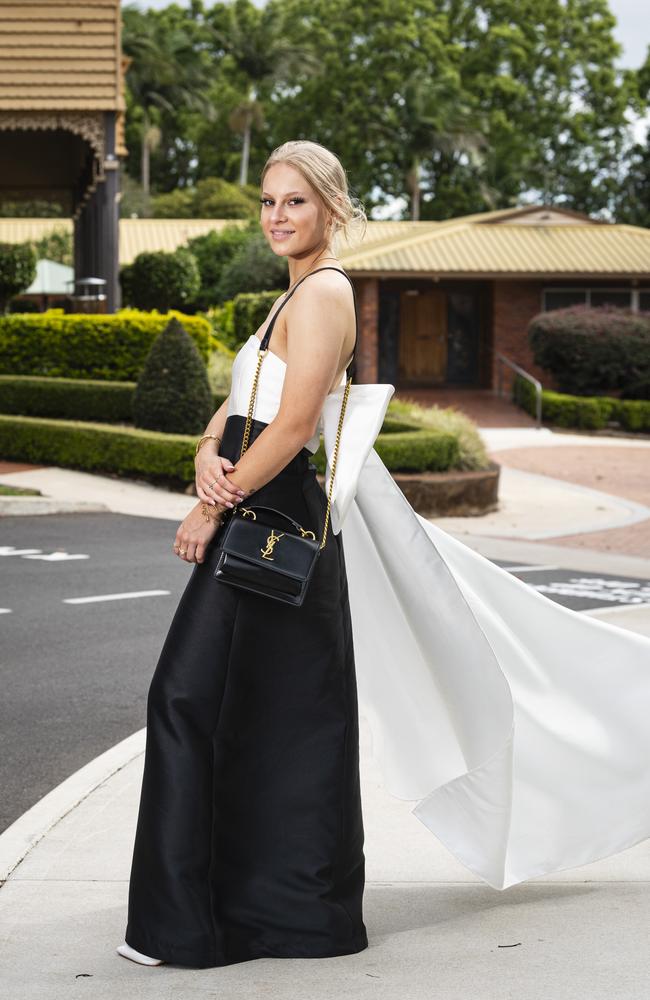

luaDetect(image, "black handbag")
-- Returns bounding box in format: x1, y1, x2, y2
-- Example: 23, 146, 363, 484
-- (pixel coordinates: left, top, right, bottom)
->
212, 267, 355, 607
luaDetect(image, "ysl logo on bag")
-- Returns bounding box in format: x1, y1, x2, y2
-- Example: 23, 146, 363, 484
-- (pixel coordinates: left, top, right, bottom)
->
260, 528, 284, 560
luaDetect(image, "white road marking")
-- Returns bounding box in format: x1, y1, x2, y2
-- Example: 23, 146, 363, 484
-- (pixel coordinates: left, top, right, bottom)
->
0, 547, 42, 556
0, 608, 12, 614
23, 553, 89, 561
504, 564, 559, 573
63, 590, 170, 604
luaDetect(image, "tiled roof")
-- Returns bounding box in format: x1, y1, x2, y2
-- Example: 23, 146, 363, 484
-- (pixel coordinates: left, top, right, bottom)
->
340, 214, 650, 278
0, 1, 123, 111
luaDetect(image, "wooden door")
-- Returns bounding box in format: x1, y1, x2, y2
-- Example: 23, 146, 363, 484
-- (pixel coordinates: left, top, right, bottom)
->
398, 288, 447, 383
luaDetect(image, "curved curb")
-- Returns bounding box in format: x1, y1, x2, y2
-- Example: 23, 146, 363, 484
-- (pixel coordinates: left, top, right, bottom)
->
0, 496, 110, 516
505, 468, 650, 540
0, 728, 145, 882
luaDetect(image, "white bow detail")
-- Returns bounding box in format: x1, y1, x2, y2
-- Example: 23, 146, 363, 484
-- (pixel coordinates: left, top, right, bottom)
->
320, 382, 395, 533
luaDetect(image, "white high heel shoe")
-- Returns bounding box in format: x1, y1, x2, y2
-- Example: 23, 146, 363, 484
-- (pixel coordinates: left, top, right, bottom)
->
116, 941, 165, 966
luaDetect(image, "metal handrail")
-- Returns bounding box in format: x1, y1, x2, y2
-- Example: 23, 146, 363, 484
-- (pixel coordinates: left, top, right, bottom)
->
495, 353, 543, 428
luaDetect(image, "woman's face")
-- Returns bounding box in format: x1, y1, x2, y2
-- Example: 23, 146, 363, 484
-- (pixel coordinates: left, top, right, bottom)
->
260, 162, 331, 258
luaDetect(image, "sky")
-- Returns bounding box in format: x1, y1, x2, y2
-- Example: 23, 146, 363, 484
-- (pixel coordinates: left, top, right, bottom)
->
129, 0, 649, 69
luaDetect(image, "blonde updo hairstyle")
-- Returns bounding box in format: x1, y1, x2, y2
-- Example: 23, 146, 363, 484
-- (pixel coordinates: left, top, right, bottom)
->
260, 140, 367, 252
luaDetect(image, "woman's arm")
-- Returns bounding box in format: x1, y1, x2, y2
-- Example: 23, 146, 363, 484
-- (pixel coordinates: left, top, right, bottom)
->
194, 393, 247, 509
221, 276, 351, 499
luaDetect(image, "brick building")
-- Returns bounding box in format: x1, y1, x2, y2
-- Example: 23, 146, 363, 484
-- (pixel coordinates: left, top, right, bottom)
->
339, 205, 650, 389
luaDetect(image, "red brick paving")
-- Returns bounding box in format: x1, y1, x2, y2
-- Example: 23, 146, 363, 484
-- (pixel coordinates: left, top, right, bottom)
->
0, 461, 45, 474
394, 388, 536, 427
495, 445, 650, 559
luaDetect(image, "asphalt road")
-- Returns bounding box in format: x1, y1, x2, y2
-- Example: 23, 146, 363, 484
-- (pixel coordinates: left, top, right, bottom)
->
2, 512, 649, 834
0, 512, 192, 833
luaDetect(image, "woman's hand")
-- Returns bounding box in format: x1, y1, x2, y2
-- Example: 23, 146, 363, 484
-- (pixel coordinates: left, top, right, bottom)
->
195, 443, 246, 509
173, 501, 225, 564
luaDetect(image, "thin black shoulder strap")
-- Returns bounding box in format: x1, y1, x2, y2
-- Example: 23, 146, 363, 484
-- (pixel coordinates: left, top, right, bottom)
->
260, 266, 358, 380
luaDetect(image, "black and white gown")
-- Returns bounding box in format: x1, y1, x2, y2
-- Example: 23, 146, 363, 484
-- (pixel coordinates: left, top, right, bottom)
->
125, 267, 650, 968
124, 272, 368, 968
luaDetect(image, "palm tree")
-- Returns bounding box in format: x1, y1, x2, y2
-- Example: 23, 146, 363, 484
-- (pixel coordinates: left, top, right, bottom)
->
122, 5, 216, 197
207, 0, 322, 186
401, 69, 489, 220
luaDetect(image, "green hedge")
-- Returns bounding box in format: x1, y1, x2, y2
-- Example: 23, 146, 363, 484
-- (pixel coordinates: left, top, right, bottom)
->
0, 415, 197, 485
0, 309, 214, 380
0, 414, 461, 486
0, 375, 228, 423
514, 375, 650, 432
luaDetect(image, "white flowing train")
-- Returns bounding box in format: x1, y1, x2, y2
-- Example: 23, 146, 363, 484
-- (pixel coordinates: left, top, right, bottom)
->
339, 447, 650, 891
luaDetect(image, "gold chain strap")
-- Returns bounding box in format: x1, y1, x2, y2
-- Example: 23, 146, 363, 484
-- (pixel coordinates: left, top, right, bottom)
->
239, 347, 351, 550
320, 375, 351, 549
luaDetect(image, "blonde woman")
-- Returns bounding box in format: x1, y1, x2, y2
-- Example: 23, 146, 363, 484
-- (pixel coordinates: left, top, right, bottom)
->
119, 139, 650, 968
118, 140, 370, 967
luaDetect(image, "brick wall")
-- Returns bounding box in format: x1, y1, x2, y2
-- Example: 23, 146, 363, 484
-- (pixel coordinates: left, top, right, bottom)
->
354, 277, 379, 383
491, 280, 551, 389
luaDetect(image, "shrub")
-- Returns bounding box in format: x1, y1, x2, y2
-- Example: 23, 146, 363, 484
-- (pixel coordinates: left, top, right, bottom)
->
615, 400, 650, 432
217, 233, 288, 300
0, 375, 134, 422
513, 375, 650, 431
152, 178, 259, 220
372, 430, 459, 471
386, 398, 490, 470
0, 414, 197, 488
528, 305, 650, 396
0, 242, 37, 313
0, 415, 463, 488
120, 248, 201, 311
133, 317, 214, 434
0, 309, 213, 380
185, 222, 257, 309
0, 374, 229, 423
232, 289, 283, 349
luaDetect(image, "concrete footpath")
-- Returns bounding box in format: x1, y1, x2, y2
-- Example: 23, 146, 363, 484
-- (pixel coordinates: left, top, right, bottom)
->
2, 429, 650, 998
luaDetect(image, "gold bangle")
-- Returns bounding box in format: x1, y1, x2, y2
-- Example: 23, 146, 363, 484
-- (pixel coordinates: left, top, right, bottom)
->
195, 433, 222, 457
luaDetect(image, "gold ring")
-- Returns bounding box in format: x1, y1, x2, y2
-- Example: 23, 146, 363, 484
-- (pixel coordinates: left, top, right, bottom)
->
179, 549, 187, 555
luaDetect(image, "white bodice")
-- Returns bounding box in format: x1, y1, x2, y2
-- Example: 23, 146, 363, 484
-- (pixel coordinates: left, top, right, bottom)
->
226, 334, 346, 454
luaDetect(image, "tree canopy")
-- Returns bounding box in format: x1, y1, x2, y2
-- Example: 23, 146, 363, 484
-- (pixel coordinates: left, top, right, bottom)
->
120, 0, 649, 222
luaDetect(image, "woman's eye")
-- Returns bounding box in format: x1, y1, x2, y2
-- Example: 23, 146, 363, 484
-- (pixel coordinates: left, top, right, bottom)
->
259, 198, 304, 206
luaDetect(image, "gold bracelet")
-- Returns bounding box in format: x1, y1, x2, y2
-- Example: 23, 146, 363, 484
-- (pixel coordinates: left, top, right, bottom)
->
195, 433, 222, 457
200, 502, 223, 523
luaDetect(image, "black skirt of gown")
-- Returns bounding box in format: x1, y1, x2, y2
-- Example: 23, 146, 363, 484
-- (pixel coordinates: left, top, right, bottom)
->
124, 413, 369, 968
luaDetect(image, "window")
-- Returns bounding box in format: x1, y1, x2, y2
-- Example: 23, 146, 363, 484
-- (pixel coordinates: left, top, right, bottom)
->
543, 288, 637, 311
639, 291, 650, 312
543, 290, 587, 311
590, 290, 632, 309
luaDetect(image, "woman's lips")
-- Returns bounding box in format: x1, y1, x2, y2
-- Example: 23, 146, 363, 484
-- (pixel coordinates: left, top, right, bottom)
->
271, 230, 294, 240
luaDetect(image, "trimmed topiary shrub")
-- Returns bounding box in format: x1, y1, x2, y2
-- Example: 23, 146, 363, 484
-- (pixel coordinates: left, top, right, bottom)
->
528, 305, 650, 396
132, 317, 214, 434
120, 248, 201, 312
0, 242, 36, 313
0, 309, 213, 380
